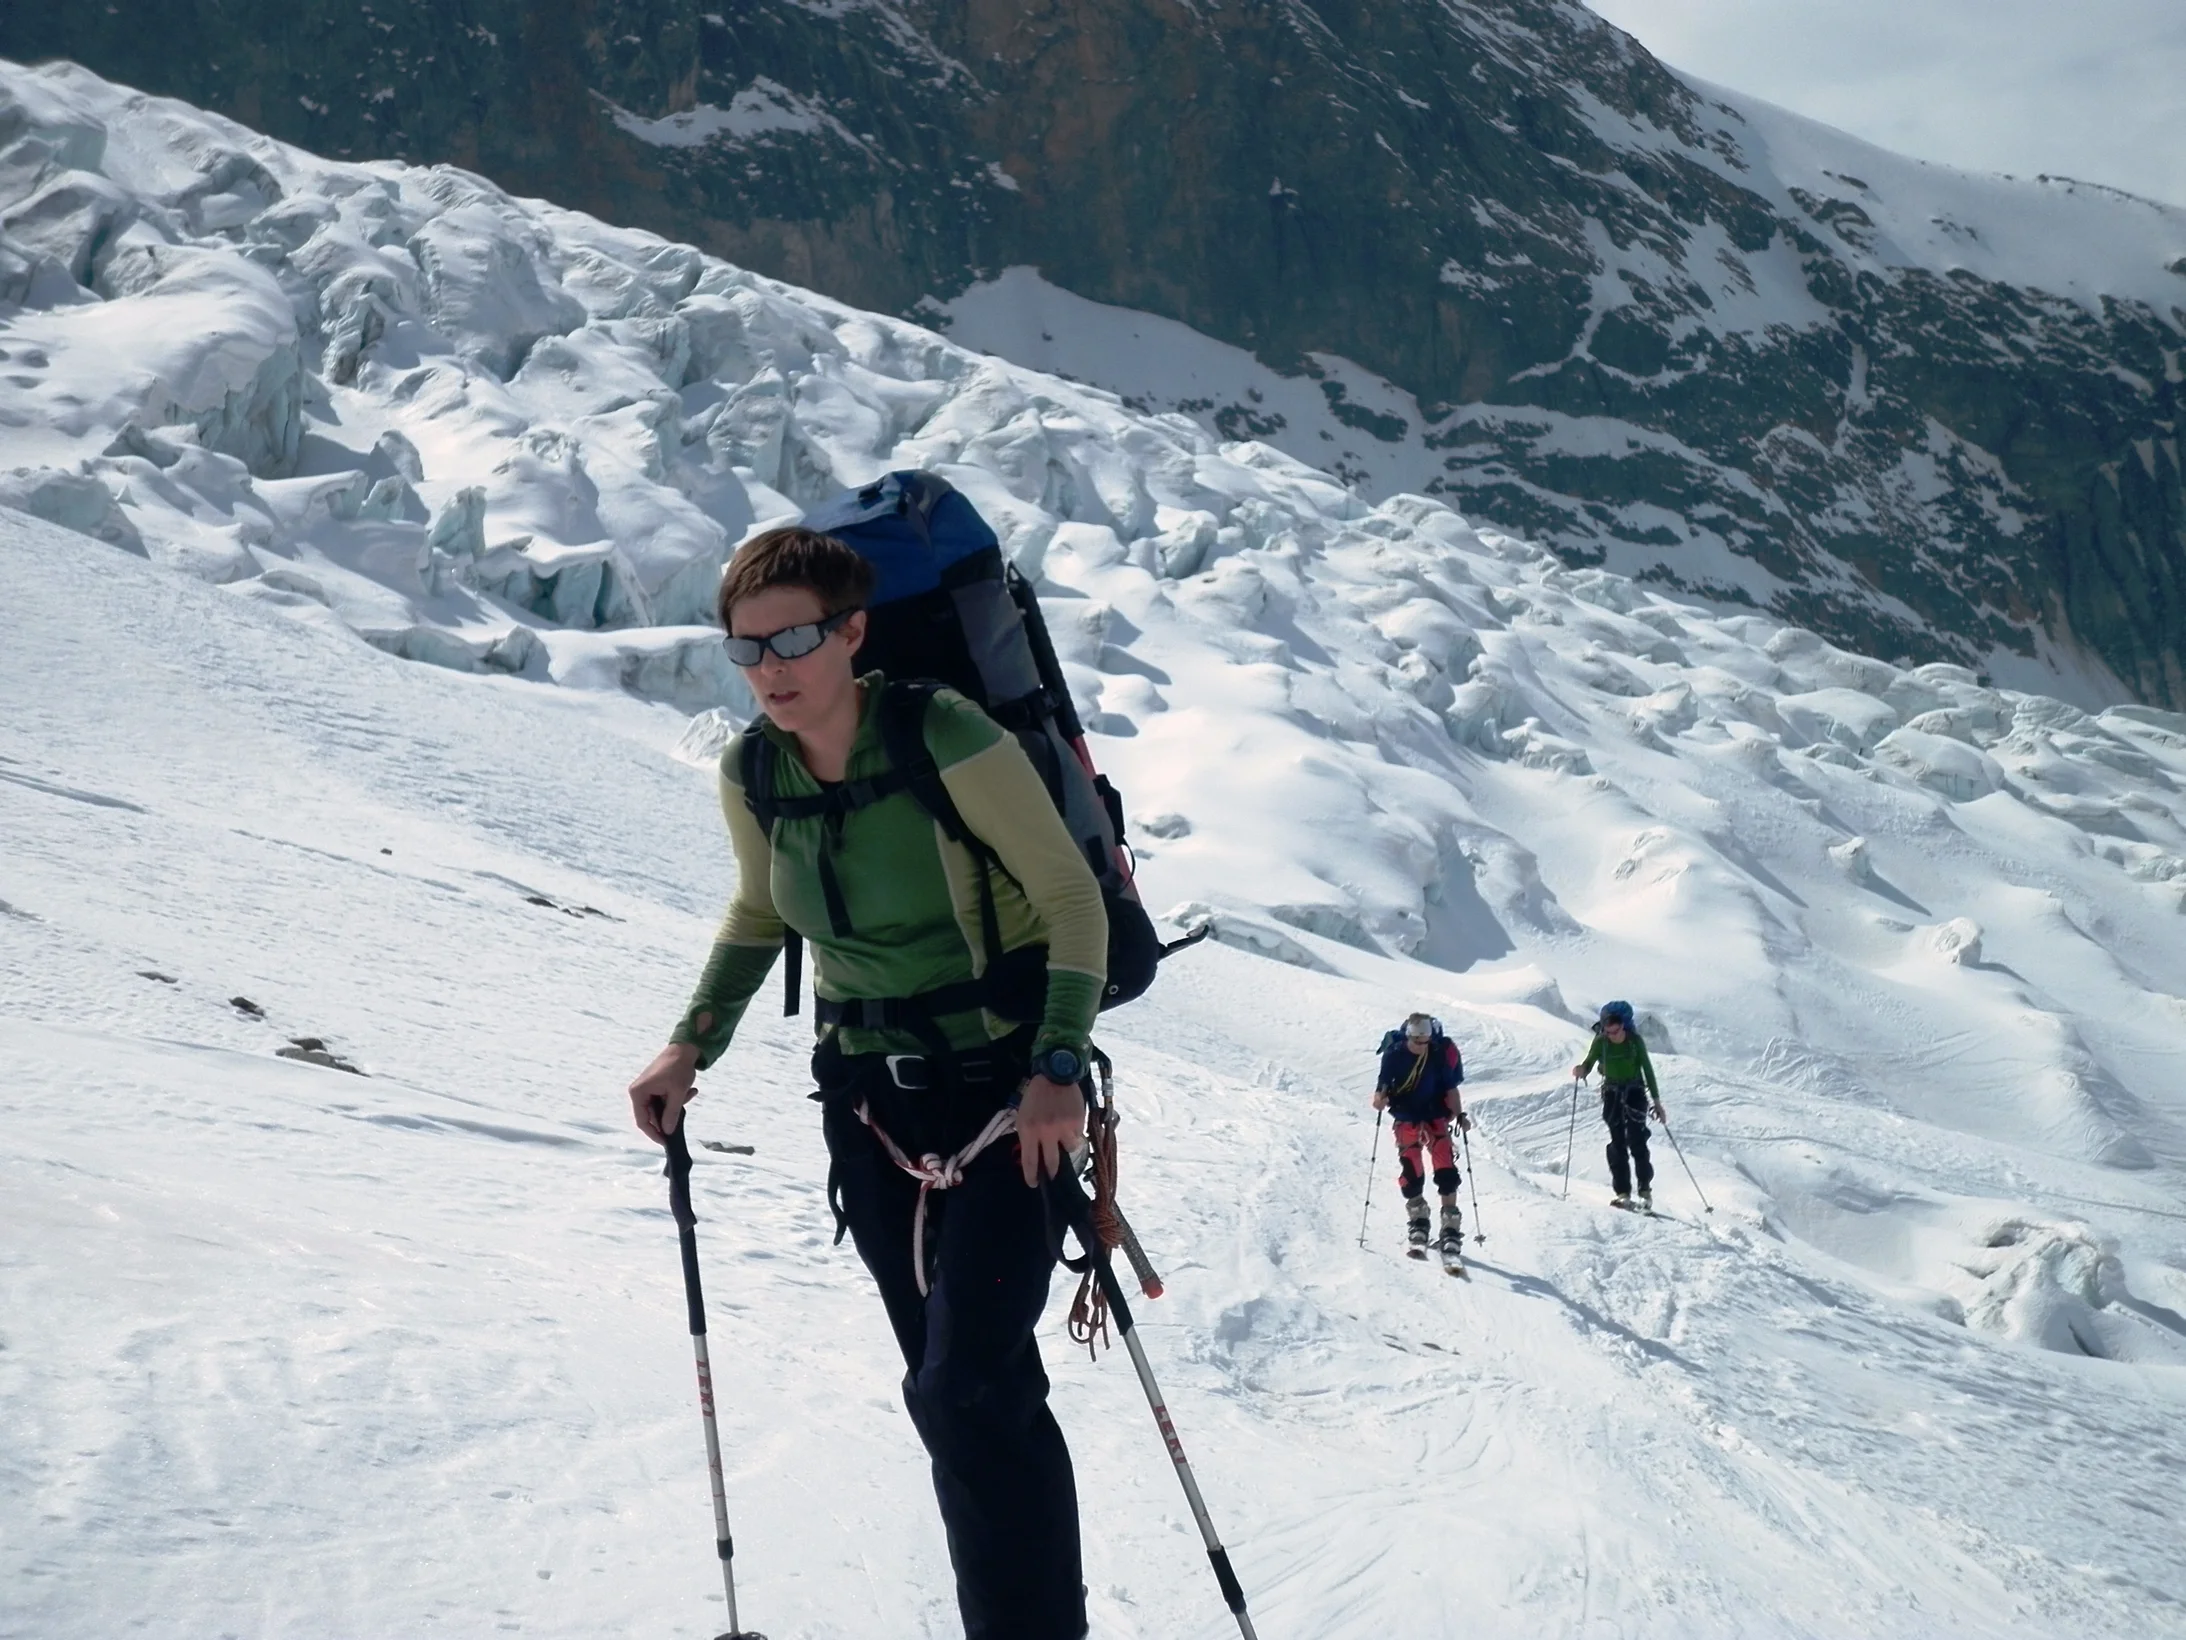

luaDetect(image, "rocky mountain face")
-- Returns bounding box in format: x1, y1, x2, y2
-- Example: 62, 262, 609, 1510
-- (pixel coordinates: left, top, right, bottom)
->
9, 0, 2185, 703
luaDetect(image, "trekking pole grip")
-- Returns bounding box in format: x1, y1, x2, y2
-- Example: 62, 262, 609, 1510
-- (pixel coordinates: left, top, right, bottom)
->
657, 1101, 706, 1337
660, 1101, 696, 1208
1114, 1207, 1165, 1299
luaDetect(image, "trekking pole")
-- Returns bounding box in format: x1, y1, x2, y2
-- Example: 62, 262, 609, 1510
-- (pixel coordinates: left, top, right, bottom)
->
1560, 1079, 1581, 1200
1056, 1169, 1261, 1640
1659, 1115, 1713, 1214
659, 1106, 767, 1640
1459, 1121, 1485, 1243
1356, 1107, 1385, 1247
1112, 1203, 1166, 1298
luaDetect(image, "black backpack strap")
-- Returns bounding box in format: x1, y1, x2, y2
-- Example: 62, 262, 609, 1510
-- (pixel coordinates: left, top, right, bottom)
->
737, 725, 778, 831
739, 684, 1027, 1030
737, 725, 804, 1017
876, 681, 1006, 972
742, 714, 920, 949
875, 681, 967, 839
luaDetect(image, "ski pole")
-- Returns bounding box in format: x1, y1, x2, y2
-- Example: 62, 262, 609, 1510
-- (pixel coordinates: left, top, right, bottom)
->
660, 1107, 767, 1640
1055, 1169, 1261, 1640
1087, 1053, 1163, 1298
1356, 1106, 1385, 1247
1658, 1114, 1713, 1214
1560, 1079, 1581, 1200
1459, 1120, 1485, 1244
1112, 1201, 1166, 1298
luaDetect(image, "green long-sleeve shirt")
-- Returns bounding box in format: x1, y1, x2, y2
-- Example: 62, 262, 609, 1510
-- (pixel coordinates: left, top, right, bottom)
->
1580, 1030, 1659, 1097
672, 675, 1107, 1067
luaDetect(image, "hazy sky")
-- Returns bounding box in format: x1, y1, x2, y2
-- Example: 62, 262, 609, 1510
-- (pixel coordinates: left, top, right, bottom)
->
1585, 0, 2186, 208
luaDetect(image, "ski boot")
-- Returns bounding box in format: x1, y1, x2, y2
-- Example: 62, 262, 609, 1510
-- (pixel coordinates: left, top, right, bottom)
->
1406, 1198, 1431, 1258
1611, 1191, 1633, 1210
1437, 1206, 1467, 1276
1638, 1189, 1654, 1213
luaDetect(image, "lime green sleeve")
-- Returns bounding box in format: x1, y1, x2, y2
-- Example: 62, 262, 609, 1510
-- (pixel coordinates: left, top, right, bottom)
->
933, 722, 1108, 1059
669, 745, 786, 1070
1580, 1036, 1603, 1076
1637, 1039, 1660, 1099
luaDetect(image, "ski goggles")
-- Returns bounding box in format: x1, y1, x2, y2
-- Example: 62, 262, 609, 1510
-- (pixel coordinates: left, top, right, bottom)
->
722, 606, 859, 667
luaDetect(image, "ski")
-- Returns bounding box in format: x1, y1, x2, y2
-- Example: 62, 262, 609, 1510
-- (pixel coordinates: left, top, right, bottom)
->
1437, 1230, 1468, 1278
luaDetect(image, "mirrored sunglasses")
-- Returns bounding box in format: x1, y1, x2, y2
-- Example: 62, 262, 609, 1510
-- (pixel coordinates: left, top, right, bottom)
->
723, 607, 857, 667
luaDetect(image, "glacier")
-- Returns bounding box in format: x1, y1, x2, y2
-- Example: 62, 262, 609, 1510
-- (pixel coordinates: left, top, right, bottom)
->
4, 57, 2186, 1640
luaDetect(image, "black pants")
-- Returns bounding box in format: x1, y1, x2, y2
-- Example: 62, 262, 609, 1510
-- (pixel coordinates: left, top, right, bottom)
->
1601, 1081, 1654, 1195
818, 1041, 1086, 1640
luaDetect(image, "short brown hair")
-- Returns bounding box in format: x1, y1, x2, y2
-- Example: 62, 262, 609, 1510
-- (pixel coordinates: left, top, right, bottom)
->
716, 527, 874, 629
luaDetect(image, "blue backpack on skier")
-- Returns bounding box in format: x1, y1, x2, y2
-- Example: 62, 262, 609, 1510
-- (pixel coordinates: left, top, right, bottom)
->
1377, 1018, 1462, 1076
741, 470, 1180, 1018
1375, 1019, 1464, 1121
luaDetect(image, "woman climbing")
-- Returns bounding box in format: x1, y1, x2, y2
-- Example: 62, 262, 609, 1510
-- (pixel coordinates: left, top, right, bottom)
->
1572, 999, 1666, 1210
626, 525, 1107, 1640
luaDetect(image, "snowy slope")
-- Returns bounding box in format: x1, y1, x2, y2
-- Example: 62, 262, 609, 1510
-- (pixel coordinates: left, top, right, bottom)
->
6, 57, 2186, 1640
9, 508, 2186, 1640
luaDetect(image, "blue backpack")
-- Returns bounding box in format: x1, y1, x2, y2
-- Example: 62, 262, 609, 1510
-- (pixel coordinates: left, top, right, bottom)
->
1376, 1020, 1463, 1081
740, 471, 1184, 1025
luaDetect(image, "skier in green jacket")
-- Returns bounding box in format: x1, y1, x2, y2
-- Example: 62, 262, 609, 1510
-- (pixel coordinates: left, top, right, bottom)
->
1571, 999, 1666, 1209
625, 526, 1105, 1640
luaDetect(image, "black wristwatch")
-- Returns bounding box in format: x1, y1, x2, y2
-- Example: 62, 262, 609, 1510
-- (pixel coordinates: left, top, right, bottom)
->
1032, 1045, 1086, 1085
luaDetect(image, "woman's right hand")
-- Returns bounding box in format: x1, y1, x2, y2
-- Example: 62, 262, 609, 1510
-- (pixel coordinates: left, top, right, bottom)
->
1571, 1065, 1587, 1080
629, 1042, 702, 1143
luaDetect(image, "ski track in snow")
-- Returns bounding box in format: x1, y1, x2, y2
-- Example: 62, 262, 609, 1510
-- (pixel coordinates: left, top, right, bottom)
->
4, 58, 2186, 1640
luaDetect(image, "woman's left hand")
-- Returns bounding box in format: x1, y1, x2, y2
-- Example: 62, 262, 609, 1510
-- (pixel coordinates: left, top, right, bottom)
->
1015, 1074, 1086, 1186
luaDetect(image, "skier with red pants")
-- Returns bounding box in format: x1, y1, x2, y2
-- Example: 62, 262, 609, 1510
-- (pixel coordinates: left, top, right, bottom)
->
1372, 1012, 1471, 1256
